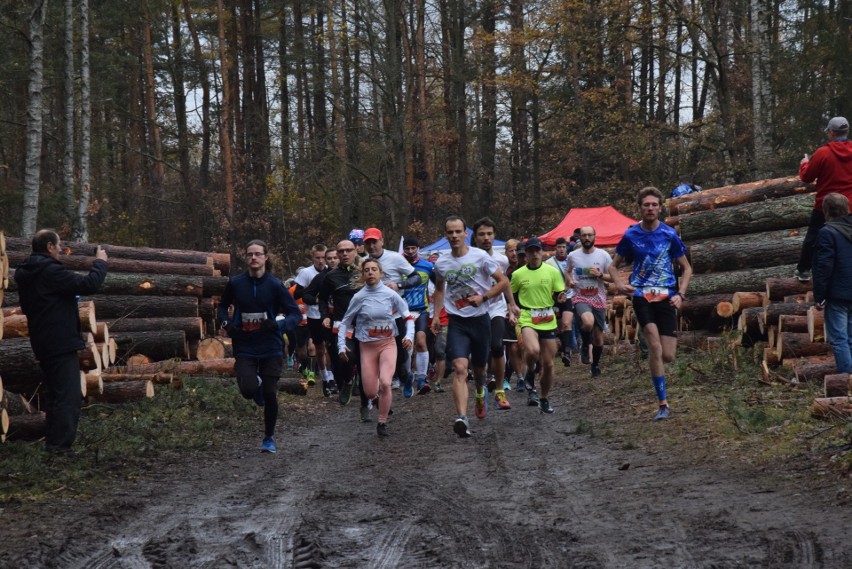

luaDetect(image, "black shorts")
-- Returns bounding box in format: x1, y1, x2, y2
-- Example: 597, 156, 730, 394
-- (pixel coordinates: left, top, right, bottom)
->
490, 315, 506, 357
293, 325, 310, 348
520, 327, 558, 340
632, 296, 678, 338
555, 299, 573, 315
235, 356, 284, 394
411, 311, 430, 334
307, 318, 328, 345
446, 314, 491, 368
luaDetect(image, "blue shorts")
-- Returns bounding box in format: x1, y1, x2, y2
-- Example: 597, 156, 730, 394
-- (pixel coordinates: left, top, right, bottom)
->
446, 314, 491, 368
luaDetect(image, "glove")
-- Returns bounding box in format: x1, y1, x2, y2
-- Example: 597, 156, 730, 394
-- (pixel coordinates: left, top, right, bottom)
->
262, 318, 279, 333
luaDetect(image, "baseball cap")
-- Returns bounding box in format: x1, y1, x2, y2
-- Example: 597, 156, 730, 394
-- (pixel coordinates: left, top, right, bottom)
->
348, 228, 364, 243
403, 236, 419, 248
524, 237, 543, 250
825, 116, 849, 133
364, 228, 383, 241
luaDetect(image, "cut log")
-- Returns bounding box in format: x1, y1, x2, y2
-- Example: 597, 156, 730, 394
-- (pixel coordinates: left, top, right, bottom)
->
5, 251, 216, 276
778, 314, 808, 334
97, 372, 175, 385
2, 291, 18, 307
201, 276, 228, 297
0, 338, 44, 390
2, 302, 98, 338
78, 300, 97, 332
84, 371, 104, 395
79, 344, 102, 373
113, 330, 189, 362
277, 376, 308, 396
126, 354, 152, 365
782, 294, 808, 303
93, 321, 109, 344
107, 317, 204, 341
716, 301, 735, 318
763, 302, 814, 328
4, 412, 46, 441
690, 265, 796, 296
196, 337, 233, 360
105, 358, 236, 376
763, 347, 781, 368
2, 313, 28, 338
87, 380, 154, 403
667, 177, 812, 216
679, 294, 734, 330
766, 278, 813, 301
675, 329, 714, 350
738, 307, 766, 348
731, 291, 766, 313
787, 355, 836, 383
807, 307, 825, 342
776, 332, 831, 360
811, 397, 852, 419
677, 193, 814, 241
5, 236, 217, 266
80, 295, 200, 319
688, 236, 804, 274
824, 373, 851, 397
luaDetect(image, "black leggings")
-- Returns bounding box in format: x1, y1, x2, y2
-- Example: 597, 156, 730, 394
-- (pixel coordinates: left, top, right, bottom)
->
235, 356, 284, 437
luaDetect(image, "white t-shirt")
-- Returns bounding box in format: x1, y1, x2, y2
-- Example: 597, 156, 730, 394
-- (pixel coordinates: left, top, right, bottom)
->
434, 247, 501, 318
372, 249, 416, 287
567, 248, 612, 308
486, 250, 509, 318
294, 265, 322, 319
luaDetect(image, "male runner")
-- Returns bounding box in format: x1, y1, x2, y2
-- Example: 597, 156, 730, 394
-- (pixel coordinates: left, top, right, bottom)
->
546, 236, 578, 366
401, 236, 435, 394
293, 244, 327, 385
567, 226, 612, 377
609, 187, 692, 421
510, 238, 567, 413
432, 216, 508, 437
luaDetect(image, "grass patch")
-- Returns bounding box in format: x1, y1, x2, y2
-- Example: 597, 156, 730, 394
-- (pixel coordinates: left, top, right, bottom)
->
0, 378, 257, 502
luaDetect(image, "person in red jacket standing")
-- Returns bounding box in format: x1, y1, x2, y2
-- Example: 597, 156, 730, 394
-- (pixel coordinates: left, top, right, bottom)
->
795, 116, 852, 282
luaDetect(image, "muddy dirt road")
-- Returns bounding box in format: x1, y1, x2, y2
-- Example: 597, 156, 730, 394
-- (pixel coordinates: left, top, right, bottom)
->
3, 364, 851, 568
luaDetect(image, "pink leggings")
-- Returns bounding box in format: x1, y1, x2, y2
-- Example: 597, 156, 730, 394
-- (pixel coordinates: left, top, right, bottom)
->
359, 337, 397, 423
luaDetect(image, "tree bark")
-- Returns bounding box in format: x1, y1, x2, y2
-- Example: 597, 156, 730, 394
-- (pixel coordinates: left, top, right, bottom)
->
21, 0, 49, 237
811, 397, 852, 419
731, 291, 766, 313
112, 330, 189, 362
108, 317, 204, 341
6, 252, 216, 277
776, 331, 830, 360
87, 379, 154, 403
677, 193, 814, 241
824, 373, 851, 397
689, 264, 796, 296
74, 0, 91, 241
81, 295, 199, 319
778, 314, 808, 334
808, 306, 825, 342
689, 236, 803, 274
196, 337, 233, 360
738, 306, 766, 347
765, 278, 813, 301
4, 412, 46, 442
763, 302, 814, 328
141, 9, 167, 247
667, 178, 810, 215
105, 358, 236, 376
63, 0, 76, 223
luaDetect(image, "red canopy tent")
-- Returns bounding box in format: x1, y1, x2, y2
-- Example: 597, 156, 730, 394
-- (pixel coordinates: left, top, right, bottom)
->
538, 206, 638, 247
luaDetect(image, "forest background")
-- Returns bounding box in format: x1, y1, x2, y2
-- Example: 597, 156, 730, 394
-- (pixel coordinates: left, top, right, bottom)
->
0, 0, 849, 274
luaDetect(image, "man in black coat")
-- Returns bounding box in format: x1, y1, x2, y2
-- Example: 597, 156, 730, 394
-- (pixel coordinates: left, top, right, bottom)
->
14, 230, 108, 453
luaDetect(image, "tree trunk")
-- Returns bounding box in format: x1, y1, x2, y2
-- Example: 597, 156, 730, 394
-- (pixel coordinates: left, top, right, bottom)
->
667, 177, 809, 215
108, 317, 204, 341
5, 251, 215, 277
750, 0, 773, 178
689, 236, 803, 274
182, 0, 211, 190
74, 0, 91, 241
4, 412, 46, 442
731, 291, 766, 312
63, 0, 76, 223
738, 306, 766, 347
169, 1, 192, 203
112, 330, 189, 362
217, 0, 235, 223
677, 193, 814, 241
106, 358, 236, 376
824, 373, 851, 397
763, 302, 814, 328
785, 355, 835, 382
808, 306, 825, 342
777, 314, 808, 334
689, 264, 796, 296
21, 0, 49, 237
141, 10, 167, 247
776, 331, 831, 360
94, 372, 175, 385
196, 337, 233, 360
82, 295, 199, 319
90, 273, 204, 298
87, 380, 154, 403
811, 397, 852, 419
680, 293, 734, 330
0, 338, 44, 393
765, 278, 813, 301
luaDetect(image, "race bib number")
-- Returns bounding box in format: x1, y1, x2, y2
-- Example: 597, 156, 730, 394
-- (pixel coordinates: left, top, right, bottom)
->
641, 286, 670, 303
367, 320, 395, 338
241, 312, 267, 332
579, 287, 598, 296
332, 320, 354, 339
454, 295, 472, 309
530, 307, 554, 324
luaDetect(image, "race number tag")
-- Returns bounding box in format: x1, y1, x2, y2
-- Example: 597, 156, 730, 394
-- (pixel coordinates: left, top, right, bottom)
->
453, 295, 472, 310
367, 320, 394, 338
332, 320, 354, 339
530, 307, 554, 324
241, 312, 267, 332
641, 286, 670, 303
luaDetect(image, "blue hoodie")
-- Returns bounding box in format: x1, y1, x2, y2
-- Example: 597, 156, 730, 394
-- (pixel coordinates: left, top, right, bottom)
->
216, 271, 301, 358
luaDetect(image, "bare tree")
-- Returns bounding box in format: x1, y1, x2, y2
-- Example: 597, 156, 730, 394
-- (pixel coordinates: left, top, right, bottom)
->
21, 0, 48, 237
63, 0, 76, 223
74, 0, 91, 242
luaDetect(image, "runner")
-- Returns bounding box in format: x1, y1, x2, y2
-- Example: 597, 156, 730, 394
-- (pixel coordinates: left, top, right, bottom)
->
432, 216, 508, 437
317, 239, 374, 421
509, 238, 567, 413
337, 259, 415, 437
217, 240, 302, 453
349, 229, 367, 264
546, 236, 578, 366
609, 187, 692, 421
292, 244, 327, 385
401, 237, 435, 394
472, 217, 518, 410
300, 247, 339, 396
363, 227, 421, 396
567, 226, 613, 377
503, 238, 527, 392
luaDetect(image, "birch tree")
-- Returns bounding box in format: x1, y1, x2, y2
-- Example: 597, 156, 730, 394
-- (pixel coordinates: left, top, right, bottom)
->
21, 0, 48, 237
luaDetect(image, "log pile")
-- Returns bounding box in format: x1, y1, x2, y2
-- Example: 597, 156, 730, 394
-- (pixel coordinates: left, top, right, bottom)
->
1, 237, 236, 442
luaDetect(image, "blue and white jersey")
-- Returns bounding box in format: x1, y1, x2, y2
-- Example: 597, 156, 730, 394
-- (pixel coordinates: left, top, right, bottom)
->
402, 257, 434, 312
615, 223, 687, 302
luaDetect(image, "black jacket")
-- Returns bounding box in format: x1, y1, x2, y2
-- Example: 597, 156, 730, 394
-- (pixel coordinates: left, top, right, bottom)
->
813, 215, 852, 304
317, 264, 361, 322
14, 254, 108, 360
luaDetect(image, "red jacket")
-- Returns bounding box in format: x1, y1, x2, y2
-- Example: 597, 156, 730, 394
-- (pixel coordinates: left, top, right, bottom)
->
799, 139, 852, 210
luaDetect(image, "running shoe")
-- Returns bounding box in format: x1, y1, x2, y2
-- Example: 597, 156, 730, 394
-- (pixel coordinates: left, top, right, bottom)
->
539, 398, 554, 414
502, 379, 512, 391
453, 416, 472, 438
486, 374, 497, 392
391, 377, 401, 390
286, 355, 294, 369
260, 436, 277, 453
495, 391, 511, 410
403, 376, 414, 398
376, 422, 390, 437
433, 383, 446, 393
561, 351, 572, 367
475, 387, 488, 419
338, 381, 353, 406
527, 389, 539, 407
654, 405, 671, 421
591, 364, 601, 377
359, 405, 372, 422
304, 369, 316, 386
416, 376, 431, 395
515, 377, 526, 392
322, 381, 332, 398
794, 269, 811, 282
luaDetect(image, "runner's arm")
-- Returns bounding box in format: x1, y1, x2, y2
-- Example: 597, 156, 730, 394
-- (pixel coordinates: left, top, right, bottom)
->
431, 275, 446, 333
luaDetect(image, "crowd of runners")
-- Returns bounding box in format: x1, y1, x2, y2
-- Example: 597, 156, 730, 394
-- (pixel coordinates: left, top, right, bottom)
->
217, 187, 692, 451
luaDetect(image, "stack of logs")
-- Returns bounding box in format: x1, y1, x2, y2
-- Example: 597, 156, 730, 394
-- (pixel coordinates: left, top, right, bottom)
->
0, 237, 236, 443
664, 177, 851, 418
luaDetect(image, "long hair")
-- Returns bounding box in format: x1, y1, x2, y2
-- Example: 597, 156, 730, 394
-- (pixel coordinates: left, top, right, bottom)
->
246, 239, 273, 272
354, 258, 383, 289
